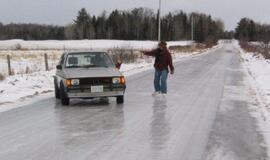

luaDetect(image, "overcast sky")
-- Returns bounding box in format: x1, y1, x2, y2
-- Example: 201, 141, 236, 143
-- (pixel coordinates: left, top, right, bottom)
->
0, 0, 269, 30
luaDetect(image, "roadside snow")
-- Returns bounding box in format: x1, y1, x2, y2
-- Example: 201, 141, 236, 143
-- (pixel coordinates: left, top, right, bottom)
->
238, 42, 270, 108
241, 53, 270, 103
236, 41, 270, 157
0, 71, 54, 104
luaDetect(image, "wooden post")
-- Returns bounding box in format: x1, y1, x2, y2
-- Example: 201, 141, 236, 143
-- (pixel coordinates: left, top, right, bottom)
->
7, 55, 12, 76
44, 53, 49, 71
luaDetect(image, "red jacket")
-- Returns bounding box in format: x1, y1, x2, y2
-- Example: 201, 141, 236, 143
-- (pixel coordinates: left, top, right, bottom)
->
144, 48, 174, 72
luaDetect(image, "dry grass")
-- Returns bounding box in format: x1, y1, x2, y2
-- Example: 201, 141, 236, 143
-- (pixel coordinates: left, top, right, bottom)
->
0, 50, 62, 75
109, 44, 207, 63
109, 48, 140, 63
240, 41, 259, 53
0, 73, 5, 81
0, 50, 63, 60
240, 41, 270, 59
169, 43, 207, 53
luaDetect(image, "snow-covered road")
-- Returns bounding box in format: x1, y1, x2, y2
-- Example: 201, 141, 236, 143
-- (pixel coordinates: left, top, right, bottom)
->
0, 43, 268, 160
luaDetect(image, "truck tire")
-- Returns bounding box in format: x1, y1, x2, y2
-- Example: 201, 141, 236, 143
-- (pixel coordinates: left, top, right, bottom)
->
116, 95, 124, 104
60, 83, 70, 105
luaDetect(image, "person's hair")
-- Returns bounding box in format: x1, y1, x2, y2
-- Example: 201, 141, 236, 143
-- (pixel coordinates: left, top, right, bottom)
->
158, 41, 167, 47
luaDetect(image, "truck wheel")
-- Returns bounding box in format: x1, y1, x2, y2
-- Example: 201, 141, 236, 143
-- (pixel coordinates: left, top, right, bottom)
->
54, 79, 60, 99
60, 83, 70, 105
116, 96, 124, 104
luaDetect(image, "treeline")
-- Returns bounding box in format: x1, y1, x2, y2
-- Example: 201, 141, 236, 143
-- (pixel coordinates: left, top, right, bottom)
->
0, 23, 65, 40
235, 18, 270, 59
0, 7, 225, 43
235, 18, 270, 43
161, 12, 224, 44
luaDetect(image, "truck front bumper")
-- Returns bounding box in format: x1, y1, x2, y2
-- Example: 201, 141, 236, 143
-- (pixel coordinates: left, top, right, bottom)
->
67, 90, 125, 98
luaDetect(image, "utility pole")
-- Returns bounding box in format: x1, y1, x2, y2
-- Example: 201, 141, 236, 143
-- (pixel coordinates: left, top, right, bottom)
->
158, 0, 161, 42
191, 14, 194, 41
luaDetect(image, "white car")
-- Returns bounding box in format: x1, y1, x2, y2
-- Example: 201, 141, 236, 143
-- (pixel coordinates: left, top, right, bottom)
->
54, 51, 126, 105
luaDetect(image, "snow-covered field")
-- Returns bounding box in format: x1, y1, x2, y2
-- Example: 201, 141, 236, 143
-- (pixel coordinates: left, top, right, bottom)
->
0, 51, 60, 75
237, 41, 270, 156
0, 40, 220, 112
0, 39, 193, 50
0, 40, 193, 76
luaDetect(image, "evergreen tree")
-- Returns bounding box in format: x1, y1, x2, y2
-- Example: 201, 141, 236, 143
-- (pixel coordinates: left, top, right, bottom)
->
74, 8, 94, 39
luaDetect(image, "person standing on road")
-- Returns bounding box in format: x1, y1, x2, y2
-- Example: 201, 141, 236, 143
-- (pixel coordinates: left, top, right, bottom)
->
142, 41, 174, 96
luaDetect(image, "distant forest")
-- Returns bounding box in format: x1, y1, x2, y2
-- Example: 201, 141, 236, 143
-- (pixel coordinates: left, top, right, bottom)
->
3, 7, 266, 43
235, 18, 270, 43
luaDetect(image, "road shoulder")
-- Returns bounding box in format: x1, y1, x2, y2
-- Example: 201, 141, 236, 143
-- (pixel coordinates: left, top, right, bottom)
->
203, 51, 268, 160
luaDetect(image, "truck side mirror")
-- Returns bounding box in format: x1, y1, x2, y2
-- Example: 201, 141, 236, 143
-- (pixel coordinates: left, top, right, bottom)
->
56, 65, 62, 70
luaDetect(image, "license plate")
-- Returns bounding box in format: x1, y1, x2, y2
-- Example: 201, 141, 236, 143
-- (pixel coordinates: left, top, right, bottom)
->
91, 85, 103, 93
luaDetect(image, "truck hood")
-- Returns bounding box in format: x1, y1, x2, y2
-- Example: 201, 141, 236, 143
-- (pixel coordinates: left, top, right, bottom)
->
63, 67, 122, 79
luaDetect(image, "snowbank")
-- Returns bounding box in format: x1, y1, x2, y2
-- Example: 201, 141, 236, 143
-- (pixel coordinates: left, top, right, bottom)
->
239, 45, 270, 105
236, 41, 270, 156
0, 71, 55, 105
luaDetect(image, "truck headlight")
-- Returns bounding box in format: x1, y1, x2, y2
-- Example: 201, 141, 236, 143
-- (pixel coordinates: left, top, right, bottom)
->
71, 79, 80, 85
113, 76, 126, 84
112, 77, 121, 84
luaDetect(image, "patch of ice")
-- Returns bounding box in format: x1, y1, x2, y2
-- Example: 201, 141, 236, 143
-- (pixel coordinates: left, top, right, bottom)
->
206, 146, 237, 160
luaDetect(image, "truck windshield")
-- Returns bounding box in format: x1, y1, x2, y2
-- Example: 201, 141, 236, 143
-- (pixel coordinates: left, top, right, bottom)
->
65, 52, 114, 68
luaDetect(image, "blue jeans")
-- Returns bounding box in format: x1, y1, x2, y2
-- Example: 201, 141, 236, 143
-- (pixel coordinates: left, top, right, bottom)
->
154, 69, 168, 93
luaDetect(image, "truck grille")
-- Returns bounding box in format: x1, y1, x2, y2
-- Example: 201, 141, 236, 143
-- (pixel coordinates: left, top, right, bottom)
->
80, 77, 112, 85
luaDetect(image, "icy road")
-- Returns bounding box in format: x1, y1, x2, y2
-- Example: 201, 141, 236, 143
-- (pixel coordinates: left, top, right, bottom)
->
0, 43, 268, 160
